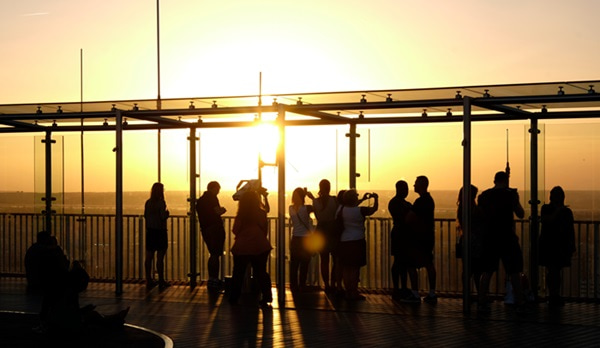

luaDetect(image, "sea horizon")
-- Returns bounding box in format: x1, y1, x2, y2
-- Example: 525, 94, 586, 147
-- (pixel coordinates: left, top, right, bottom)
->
0, 189, 598, 221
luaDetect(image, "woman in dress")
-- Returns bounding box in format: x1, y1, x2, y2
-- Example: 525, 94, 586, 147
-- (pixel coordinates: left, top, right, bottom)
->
144, 182, 170, 290
539, 186, 576, 306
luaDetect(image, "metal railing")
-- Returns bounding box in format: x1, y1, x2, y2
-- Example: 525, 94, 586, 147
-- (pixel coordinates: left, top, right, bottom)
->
1, 212, 598, 300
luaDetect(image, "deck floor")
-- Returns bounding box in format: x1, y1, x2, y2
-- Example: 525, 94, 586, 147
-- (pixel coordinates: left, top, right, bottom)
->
1, 278, 600, 347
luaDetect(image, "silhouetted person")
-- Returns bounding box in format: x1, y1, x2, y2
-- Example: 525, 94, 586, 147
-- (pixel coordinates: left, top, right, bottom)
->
478, 171, 526, 313
456, 185, 484, 296
338, 189, 378, 301
229, 190, 273, 307
405, 175, 437, 304
144, 182, 170, 290
196, 181, 227, 292
333, 189, 347, 296
308, 179, 339, 293
388, 180, 412, 301
25, 230, 52, 294
289, 187, 315, 293
539, 186, 576, 307
36, 235, 70, 333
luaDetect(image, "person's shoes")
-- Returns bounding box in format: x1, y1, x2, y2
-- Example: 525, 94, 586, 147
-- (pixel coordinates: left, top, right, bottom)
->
423, 294, 438, 304
345, 294, 366, 301
259, 299, 272, 308
401, 293, 421, 304
392, 289, 404, 301
158, 281, 171, 291
477, 302, 491, 314
146, 280, 158, 290
207, 279, 222, 293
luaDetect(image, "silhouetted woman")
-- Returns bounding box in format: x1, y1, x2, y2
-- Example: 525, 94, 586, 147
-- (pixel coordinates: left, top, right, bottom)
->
229, 190, 273, 307
456, 185, 484, 295
289, 187, 315, 292
144, 182, 170, 290
539, 186, 576, 306
338, 189, 378, 301
388, 180, 412, 300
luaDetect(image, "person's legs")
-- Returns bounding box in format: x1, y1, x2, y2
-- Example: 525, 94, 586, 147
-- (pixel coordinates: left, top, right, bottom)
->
320, 251, 331, 289
289, 237, 301, 291
298, 257, 310, 290
333, 254, 343, 292
251, 251, 272, 304
547, 266, 564, 305
207, 253, 220, 279
229, 255, 249, 304
156, 249, 166, 282
478, 271, 492, 311
145, 249, 155, 285
204, 224, 225, 283
343, 266, 361, 300
289, 254, 300, 291
426, 262, 437, 293
391, 256, 400, 291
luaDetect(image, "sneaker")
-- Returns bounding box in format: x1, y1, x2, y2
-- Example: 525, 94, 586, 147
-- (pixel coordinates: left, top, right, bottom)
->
423, 294, 438, 304
401, 293, 421, 304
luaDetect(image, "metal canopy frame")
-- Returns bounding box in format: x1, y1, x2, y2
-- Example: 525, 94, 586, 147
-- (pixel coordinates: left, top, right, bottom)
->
2, 80, 599, 307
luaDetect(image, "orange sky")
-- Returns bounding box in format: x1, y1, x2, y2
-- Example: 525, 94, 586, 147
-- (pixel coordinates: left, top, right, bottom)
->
0, 1, 599, 194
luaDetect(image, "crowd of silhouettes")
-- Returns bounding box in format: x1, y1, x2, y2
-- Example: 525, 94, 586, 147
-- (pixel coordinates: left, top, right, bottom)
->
22, 172, 576, 319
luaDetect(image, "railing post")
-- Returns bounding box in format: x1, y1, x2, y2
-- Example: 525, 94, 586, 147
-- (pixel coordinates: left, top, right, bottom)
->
461, 96, 472, 312
529, 116, 540, 298
115, 110, 123, 295
42, 131, 56, 235
595, 222, 599, 300
188, 127, 199, 289
276, 104, 287, 305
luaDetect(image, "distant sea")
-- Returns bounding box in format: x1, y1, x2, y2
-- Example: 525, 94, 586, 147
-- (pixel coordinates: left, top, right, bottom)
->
0, 190, 598, 221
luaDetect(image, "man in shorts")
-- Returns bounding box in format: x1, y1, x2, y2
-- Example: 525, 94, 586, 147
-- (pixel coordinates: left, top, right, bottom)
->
477, 171, 526, 312
196, 181, 227, 292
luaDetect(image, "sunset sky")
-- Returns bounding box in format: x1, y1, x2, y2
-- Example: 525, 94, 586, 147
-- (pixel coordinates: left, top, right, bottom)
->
0, 0, 599, 198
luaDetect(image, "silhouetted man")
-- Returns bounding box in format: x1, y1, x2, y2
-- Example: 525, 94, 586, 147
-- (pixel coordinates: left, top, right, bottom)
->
404, 175, 437, 304
477, 171, 525, 313
196, 181, 227, 292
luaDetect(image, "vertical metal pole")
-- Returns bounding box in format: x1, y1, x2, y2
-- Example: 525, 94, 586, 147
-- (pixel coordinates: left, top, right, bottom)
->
80, 48, 86, 263
157, 129, 162, 182
276, 104, 286, 305
189, 127, 198, 289
347, 123, 358, 189
156, 0, 162, 110
115, 110, 124, 295
44, 131, 54, 235
529, 117, 540, 298
461, 97, 472, 313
